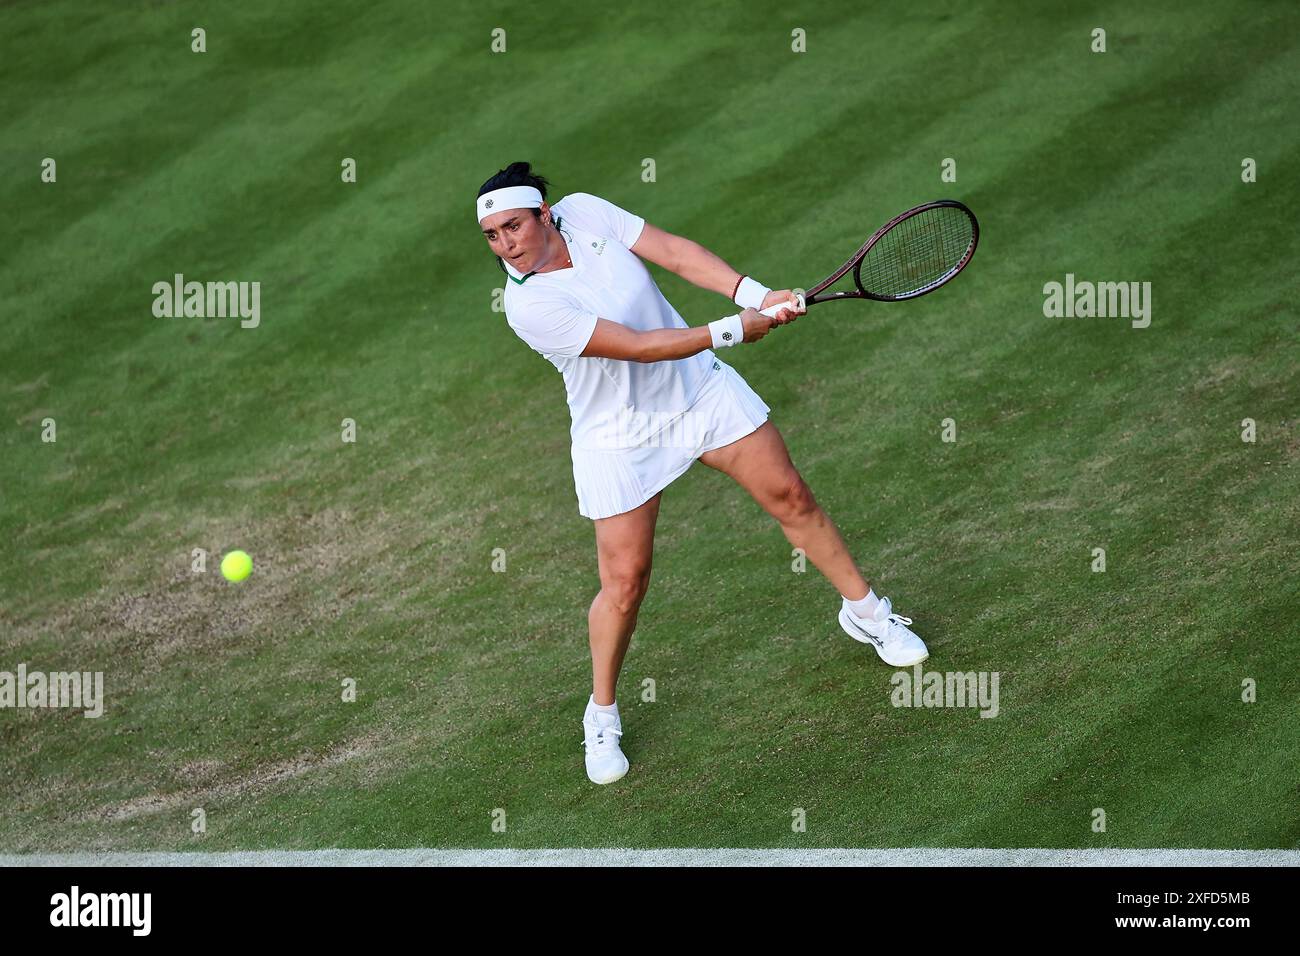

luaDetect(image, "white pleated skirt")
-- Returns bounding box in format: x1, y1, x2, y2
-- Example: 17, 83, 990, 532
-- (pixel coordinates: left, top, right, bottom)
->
570, 359, 771, 520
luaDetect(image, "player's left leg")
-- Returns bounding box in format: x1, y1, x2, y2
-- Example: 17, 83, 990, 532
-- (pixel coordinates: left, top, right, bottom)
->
697, 421, 869, 598
698, 421, 928, 665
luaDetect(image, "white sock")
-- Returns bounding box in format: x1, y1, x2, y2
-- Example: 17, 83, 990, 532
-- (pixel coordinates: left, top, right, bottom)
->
589, 695, 618, 716
844, 588, 880, 619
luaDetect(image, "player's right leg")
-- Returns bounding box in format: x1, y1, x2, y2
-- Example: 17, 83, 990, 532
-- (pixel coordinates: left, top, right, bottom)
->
582, 490, 662, 784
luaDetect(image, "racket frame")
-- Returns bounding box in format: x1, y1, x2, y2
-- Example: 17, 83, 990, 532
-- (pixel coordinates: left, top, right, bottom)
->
804, 199, 980, 305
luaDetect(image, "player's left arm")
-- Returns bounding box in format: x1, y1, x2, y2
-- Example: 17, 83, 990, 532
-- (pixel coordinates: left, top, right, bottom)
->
631, 223, 799, 316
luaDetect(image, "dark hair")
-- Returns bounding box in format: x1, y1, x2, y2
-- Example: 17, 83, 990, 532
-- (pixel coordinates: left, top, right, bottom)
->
478, 161, 550, 203
479, 162, 553, 276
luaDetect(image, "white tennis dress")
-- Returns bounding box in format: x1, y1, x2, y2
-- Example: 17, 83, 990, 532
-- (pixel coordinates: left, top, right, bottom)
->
502, 192, 770, 519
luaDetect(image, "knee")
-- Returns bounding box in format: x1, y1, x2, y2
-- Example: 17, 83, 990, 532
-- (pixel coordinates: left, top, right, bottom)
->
601, 567, 651, 615
773, 474, 818, 522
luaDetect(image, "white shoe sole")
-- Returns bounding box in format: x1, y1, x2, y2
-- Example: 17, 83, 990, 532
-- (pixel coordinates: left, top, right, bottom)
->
587, 757, 629, 785
838, 607, 929, 667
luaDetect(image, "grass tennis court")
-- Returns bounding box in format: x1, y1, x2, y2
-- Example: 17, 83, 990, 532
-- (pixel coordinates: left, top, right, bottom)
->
1, 0, 1297, 852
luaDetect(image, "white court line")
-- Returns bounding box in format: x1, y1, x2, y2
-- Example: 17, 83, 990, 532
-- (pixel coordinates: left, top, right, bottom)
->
1, 848, 1296, 867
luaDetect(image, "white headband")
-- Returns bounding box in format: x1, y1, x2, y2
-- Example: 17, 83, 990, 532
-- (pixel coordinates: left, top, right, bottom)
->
477, 185, 543, 223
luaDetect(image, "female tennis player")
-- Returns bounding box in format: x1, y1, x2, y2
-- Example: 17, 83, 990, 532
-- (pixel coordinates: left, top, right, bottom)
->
478, 162, 928, 785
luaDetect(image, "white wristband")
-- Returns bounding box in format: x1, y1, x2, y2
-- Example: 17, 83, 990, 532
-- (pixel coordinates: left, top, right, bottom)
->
708, 314, 744, 348
733, 276, 771, 311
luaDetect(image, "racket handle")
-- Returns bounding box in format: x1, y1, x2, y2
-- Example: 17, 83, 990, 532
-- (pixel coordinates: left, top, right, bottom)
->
758, 291, 806, 318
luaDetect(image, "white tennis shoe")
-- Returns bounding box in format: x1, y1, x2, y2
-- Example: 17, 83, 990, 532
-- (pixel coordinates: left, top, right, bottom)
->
838, 595, 930, 666
582, 700, 629, 785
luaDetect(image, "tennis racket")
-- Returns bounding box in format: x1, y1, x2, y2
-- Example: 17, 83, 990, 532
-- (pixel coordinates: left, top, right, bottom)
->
758, 200, 979, 316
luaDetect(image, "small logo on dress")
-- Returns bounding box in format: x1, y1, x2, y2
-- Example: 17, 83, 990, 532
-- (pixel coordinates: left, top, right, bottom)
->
591, 238, 608, 255
713, 360, 721, 370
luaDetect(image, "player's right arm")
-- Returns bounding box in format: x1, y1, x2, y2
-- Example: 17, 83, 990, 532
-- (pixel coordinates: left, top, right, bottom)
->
580, 311, 779, 361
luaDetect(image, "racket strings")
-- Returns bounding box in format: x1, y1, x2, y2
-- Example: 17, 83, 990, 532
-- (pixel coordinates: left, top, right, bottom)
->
858, 206, 974, 299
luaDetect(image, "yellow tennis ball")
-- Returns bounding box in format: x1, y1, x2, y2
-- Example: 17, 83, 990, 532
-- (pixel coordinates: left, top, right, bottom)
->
221, 550, 253, 582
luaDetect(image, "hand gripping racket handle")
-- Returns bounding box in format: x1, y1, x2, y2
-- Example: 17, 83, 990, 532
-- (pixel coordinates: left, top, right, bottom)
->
758, 291, 806, 318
